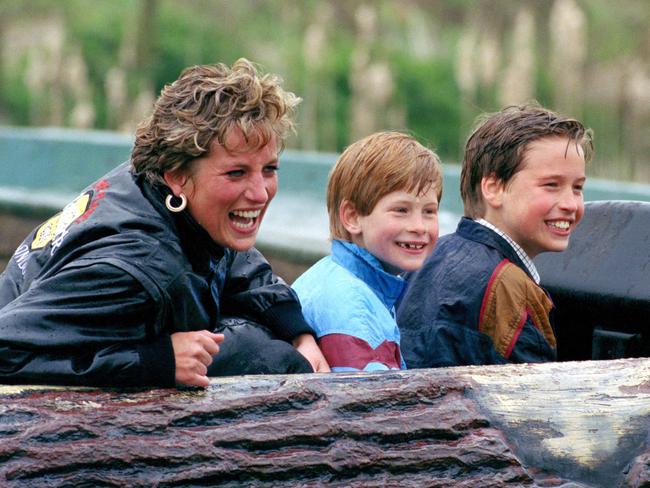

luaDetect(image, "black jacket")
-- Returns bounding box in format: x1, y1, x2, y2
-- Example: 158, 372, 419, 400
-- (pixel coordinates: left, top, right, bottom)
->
0, 162, 313, 387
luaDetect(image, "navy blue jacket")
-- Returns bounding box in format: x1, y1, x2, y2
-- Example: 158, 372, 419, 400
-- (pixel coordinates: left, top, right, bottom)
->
0, 162, 313, 387
397, 218, 557, 369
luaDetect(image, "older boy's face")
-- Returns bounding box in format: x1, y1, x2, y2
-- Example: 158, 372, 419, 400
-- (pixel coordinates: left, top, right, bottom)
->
351, 187, 439, 273
484, 136, 586, 258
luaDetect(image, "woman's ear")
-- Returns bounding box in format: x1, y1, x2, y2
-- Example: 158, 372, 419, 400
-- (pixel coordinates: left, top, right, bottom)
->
340, 200, 362, 236
481, 174, 504, 209
163, 169, 189, 197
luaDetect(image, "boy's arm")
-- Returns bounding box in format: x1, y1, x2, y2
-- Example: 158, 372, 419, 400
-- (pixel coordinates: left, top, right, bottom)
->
400, 320, 507, 368
294, 272, 402, 372
477, 261, 557, 363
318, 332, 401, 372
307, 299, 403, 372
506, 320, 558, 363
400, 259, 556, 368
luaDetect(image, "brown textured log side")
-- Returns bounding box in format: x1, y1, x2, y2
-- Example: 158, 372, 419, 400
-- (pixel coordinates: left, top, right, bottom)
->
0, 358, 649, 487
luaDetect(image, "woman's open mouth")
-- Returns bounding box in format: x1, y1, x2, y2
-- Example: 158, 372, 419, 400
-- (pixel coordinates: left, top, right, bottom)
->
230, 209, 262, 230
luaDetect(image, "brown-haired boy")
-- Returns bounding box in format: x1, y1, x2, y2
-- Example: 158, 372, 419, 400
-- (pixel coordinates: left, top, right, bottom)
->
397, 103, 593, 368
292, 131, 443, 371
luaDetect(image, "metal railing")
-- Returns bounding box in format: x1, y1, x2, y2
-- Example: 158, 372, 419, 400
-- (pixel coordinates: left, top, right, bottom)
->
2, 126, 650, 262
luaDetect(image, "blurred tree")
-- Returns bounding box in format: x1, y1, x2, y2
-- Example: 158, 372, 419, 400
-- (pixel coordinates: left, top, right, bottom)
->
0, 0, 649, 182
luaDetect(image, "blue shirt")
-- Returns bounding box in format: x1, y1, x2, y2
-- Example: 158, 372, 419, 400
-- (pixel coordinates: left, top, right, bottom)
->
292, 240, 406, 372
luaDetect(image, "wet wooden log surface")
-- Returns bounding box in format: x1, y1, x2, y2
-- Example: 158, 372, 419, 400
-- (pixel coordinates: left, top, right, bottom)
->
1, 358, 649, 487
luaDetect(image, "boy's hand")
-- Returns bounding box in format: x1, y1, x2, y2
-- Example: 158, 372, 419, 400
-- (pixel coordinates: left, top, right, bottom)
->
293, 333, 331, 373
171, 331, 225, 387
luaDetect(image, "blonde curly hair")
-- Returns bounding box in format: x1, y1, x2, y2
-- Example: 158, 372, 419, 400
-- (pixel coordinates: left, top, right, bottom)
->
131, 58, 301, 185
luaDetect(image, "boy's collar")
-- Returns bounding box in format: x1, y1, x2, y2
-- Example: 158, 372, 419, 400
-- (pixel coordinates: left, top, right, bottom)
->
330, 240, 406, 307
474, 218, 541, 284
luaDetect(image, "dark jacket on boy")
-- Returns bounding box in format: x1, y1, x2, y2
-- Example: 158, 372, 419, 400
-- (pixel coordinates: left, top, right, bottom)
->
397, 217, 557, 368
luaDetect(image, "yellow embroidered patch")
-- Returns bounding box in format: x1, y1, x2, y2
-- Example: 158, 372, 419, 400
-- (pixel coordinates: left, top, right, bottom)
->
31, 192, 91, 250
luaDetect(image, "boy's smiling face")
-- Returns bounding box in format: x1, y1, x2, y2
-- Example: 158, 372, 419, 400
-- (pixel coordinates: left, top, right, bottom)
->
344, 187, 439, 273
482, 136, 586, 258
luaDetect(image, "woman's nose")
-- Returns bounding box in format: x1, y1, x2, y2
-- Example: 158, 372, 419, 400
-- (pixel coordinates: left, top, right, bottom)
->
245, 173, 270, 203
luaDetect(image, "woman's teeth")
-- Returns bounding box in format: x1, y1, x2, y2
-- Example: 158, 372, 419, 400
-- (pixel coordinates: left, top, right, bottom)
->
233, 220, 254, 229
230, 210, 261, 229
232, 210, 261, 219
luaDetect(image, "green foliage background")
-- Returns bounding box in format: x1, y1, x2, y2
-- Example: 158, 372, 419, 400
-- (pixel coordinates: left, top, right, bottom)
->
1, 0, 649, 182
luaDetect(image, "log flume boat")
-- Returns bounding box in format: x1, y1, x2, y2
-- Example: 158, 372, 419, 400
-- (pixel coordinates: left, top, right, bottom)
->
0, 358, 649, 487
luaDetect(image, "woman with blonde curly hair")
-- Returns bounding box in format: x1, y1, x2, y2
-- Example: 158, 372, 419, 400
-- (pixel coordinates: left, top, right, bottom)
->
0, 59, 329, 388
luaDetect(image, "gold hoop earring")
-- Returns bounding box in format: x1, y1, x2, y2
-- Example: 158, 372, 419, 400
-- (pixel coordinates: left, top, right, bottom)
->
165, 193, 187, 213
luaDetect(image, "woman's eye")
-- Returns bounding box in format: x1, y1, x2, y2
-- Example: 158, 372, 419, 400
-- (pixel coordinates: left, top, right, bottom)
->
226, 170, 245, 178
264, 165, 279, 174
393, 207, 408, 214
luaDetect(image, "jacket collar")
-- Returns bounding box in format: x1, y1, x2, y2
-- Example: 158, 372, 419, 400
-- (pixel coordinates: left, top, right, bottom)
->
456, 217, 536, 281
474, 218, 540, 283
330, 239, 406, 309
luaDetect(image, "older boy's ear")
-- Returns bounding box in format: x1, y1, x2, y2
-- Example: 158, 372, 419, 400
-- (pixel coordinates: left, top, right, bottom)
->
340, 200, 362, 236
481, 174, 504, 209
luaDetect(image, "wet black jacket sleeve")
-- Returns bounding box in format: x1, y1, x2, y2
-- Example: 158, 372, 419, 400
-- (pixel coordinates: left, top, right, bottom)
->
222, 248, 315, 342
0, 261, 175, 387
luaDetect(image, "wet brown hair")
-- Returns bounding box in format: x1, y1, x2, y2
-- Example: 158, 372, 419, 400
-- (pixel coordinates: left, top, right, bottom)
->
327, 131, 443, 241
131, 58, 300, 185
460, 103, 594, 218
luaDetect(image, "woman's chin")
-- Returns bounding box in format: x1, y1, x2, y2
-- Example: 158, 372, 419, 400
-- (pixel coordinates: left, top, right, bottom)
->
229, 241, 256, 252
208, 220, 262, 251
218, 231, 258, 252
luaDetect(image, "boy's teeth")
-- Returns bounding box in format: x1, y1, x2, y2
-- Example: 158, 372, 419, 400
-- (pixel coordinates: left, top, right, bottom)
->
549, 221, 570, 230
398, 243, 425, 250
